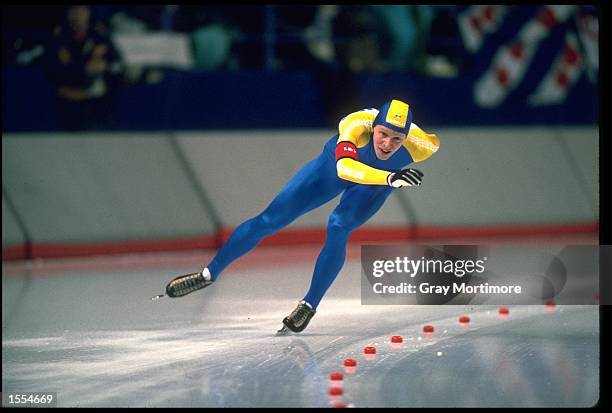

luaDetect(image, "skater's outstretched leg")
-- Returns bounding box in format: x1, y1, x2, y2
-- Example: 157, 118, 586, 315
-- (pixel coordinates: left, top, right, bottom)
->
158, 154, 343, 300
207, 154, 343, 281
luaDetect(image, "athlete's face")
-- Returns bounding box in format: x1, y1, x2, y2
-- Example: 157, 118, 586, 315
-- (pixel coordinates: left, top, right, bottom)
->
373, 125, 406, 160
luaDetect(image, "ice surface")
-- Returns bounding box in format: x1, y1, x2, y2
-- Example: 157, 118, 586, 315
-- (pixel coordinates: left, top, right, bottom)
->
2, 245, 600, 407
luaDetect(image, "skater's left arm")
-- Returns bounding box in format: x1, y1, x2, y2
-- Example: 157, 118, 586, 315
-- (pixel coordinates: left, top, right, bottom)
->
402, 123, 440, 163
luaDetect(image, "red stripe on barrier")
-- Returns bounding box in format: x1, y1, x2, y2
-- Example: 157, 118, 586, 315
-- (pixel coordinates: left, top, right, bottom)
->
2, 222, 598, 261
3, 236, 217, 261
2, 244, 29, 261
256, 222, 599, 246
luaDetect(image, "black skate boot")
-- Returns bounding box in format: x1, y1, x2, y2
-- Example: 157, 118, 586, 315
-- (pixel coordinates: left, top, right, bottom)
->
279, 300, 316, 334
165, 270, 212, 298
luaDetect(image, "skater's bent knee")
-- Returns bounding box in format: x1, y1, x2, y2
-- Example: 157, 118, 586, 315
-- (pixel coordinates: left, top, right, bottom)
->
326, 219, 355, 237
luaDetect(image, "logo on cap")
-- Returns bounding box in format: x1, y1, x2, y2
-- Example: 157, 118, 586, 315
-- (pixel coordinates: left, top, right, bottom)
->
385, 100, 409, 129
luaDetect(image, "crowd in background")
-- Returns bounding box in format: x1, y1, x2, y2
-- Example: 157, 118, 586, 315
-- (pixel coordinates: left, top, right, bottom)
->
3, 5, 462, 72
3, 5, 465, 130
2, 5, 598, 131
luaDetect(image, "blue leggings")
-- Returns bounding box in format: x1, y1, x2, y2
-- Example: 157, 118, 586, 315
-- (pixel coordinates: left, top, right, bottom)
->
207, 152, 393, 309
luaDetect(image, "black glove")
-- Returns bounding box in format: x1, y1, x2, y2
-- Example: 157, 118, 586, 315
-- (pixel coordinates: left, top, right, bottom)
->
387, 168, 424, 188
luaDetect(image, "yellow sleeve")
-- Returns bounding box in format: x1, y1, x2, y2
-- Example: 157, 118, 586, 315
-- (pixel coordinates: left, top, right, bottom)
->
335, 109, 391, 185
336, 158, 391, 185
403, 123, 440, 163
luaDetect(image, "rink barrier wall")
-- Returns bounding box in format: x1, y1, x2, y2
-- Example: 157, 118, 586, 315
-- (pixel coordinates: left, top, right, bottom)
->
0, 222, 599, 261
2, 127, 599, 260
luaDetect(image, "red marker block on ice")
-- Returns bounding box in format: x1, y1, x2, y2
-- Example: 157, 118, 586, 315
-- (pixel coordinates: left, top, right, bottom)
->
330, 371, 343, 381
422, 325, 435, 339
329, 371, 343, 387
498, 307, 509, 320
343, 358, 357, 367
328, 386, 344, 404
328, 387, 343, 397
364, 346, 377, 354
459, 316, 471, 324
390, 335, 404, 349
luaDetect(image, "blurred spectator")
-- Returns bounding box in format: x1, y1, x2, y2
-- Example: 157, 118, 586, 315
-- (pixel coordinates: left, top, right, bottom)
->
275, 5, 389, 123
187, 7, 239, 71
424, 6, 464, 76
302, 5, 337, 66
198, 5, 265, 69
192, 24, 234, 70
272, 5, 332, 69
272, 5, 358, 125
47, 5, 125, 130
268, 6, 340, 125
370, 5, 434, 73
333, 6, 387, 73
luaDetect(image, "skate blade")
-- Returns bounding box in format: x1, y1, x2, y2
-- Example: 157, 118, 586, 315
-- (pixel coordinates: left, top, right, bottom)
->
150, 294, 166, 301
276, 326, 291, 336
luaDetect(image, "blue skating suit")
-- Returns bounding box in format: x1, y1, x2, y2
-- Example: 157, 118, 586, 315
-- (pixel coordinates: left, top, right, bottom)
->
207, 102, 440, 309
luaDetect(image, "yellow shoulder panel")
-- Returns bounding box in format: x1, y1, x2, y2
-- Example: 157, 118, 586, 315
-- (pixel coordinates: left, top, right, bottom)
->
337, 109, 377, 148
403, 123, 440, 163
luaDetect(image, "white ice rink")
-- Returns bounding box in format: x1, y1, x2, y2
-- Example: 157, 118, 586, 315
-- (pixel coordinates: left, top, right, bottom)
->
2, 244, 600, 408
